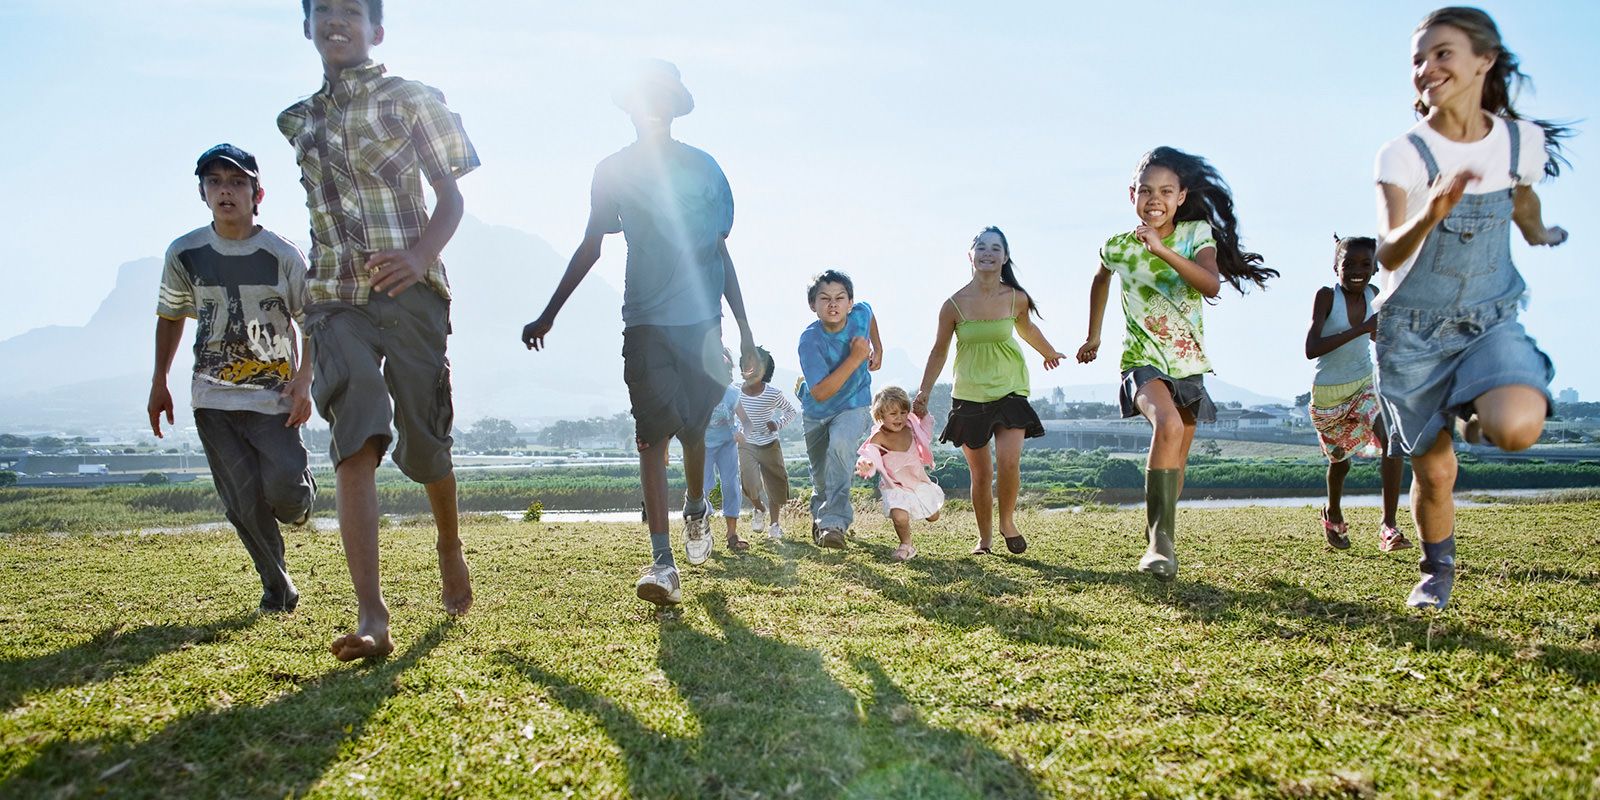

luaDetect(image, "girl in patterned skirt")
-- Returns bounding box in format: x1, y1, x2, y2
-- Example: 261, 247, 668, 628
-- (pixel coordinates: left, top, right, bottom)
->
1078, 147, 1277, 581
1304, 235, 1408, 553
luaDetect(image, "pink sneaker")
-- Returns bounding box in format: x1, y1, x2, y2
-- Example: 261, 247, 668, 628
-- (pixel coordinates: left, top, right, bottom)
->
1378, 523, 1412, 552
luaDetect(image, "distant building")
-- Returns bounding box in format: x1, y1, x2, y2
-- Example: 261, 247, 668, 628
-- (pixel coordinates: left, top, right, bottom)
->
1558, 387, 1579, 404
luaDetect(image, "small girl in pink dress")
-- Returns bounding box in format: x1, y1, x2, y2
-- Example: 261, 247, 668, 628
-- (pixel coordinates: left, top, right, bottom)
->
856, 387, 945, 562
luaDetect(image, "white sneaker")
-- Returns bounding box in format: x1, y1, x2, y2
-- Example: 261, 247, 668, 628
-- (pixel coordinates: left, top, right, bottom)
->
635, 563, 681, 606
750, 514, 768, 537
768, 523, 783, 543
684, 512, 712, 566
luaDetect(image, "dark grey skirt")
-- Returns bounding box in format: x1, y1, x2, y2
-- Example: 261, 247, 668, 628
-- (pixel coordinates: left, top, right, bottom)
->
1119, 366, 1218, 423
939, 393, 1045, 449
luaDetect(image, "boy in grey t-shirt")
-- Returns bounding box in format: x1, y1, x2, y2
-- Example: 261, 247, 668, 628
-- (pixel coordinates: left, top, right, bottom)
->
149, 143, 315, 613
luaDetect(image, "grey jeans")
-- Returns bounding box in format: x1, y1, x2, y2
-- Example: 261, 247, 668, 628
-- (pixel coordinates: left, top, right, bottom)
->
194, 409, 314, 610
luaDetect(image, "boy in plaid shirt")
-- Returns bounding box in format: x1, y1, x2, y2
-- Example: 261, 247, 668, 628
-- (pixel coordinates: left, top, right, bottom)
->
280, 0, 479, 660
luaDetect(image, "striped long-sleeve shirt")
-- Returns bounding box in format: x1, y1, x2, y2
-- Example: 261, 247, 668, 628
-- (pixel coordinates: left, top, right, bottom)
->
736, 384, 798, 446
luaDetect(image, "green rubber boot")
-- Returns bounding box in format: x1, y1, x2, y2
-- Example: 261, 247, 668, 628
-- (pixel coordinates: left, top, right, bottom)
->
1139, 468, 1180, 581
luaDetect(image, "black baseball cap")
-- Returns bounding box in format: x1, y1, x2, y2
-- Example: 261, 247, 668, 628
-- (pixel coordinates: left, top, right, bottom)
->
194, 143, 260, 178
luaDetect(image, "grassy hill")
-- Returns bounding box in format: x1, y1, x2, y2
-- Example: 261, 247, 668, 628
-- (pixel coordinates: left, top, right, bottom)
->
2, 504, 1597, 798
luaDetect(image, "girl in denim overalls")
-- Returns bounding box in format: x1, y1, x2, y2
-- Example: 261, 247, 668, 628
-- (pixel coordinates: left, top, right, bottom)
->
1374, 7, 1570, 610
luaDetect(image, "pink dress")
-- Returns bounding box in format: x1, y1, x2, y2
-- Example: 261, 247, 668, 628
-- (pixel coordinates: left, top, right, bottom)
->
856, 413, 946, 520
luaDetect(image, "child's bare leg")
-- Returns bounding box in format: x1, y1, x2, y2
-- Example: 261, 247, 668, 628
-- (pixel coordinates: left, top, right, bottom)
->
962, 444, 994, 549
1410, 430, 1457, 544
1175, 408, 1197, 496
426, 470, 472, 616
679, 431, 707, 513
1325, 458, 1352, 525
890, 508, 913, 546
994, 428, 1025, 540
331, 439, 394, 662
1137, 383, 1188, 470
889, 508, 916, 561
639, 437, 672, 534
1475, 385, 1548, 451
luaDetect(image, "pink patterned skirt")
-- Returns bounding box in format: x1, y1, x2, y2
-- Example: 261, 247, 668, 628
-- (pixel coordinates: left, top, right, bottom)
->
1311, 378, 1383, 463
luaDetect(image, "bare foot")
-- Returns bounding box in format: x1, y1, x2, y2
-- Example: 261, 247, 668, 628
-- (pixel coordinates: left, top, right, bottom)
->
438, 542, 474, 616
330, 628, 394, 662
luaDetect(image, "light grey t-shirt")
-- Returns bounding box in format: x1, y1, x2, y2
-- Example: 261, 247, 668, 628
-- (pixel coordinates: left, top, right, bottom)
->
587, 140, 734, 328
156, 225, 308, 414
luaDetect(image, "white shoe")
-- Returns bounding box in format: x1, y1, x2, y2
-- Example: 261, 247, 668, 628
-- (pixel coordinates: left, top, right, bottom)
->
750, 513, 767, 537
767, 523, 783, 543
684, 512, 712, 566
635, 564, 682, 606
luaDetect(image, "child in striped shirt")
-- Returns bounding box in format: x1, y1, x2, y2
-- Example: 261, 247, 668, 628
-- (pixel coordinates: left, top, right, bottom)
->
736, 347, 798, 541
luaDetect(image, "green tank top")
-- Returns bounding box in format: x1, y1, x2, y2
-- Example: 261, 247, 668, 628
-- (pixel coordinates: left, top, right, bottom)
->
951, 292, 1030, 403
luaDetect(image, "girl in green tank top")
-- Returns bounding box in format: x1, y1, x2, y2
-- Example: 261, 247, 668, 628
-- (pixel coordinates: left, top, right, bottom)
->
914, 227, 1067, 557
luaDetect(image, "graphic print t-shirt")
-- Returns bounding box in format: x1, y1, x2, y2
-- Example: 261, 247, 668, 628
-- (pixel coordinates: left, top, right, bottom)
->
156, 225, 308, 413
1099, 220, 1217, 379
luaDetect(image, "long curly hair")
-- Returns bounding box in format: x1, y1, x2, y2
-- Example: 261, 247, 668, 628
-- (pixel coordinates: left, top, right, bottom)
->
1134, 147, 1277, 293
1413, 7, 1572, 178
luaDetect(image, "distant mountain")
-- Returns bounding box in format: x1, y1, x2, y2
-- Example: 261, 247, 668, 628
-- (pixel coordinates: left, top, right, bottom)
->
0, 216, 636, 432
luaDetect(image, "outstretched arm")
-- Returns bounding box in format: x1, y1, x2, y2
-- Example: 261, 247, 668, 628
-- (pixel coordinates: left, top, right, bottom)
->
283, 328, 313, 427
912, 300, 958, 415
720, 240, 758, 364
523, 233, 604, 350
1076, 267, 1113, 363
148, 317, 186, 438
1012, 291, 1065, 370
868, 314, 883, 371
1512, 185, 1568, 247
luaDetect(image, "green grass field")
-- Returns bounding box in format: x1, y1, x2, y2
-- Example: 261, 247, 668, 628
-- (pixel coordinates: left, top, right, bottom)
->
2, 504, 1598, 798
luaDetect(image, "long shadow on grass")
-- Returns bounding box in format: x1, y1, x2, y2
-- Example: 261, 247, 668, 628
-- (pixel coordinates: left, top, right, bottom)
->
0, 612, 260, 711
1014, 555, 1600, 684
502, 590, 1040, 798
1166, 576, 1600, 684
838, 542, 1098, 649
1, 621, 451, 798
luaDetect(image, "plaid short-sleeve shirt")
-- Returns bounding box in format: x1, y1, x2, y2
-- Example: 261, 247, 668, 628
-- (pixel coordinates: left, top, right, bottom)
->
278, 61, 479, 305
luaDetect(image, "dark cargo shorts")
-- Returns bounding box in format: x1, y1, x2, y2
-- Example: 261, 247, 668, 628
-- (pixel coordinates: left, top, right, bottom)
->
305, 287, 454, 483
623, 319, 727, 446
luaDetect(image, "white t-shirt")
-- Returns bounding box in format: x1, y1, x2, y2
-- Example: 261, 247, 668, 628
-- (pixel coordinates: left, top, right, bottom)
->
1372, 115, 1545, 303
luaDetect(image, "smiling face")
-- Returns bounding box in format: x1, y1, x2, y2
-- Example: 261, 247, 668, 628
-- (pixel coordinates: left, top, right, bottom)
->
1130, 165, 1185, 232
199, 163, 261, 226
811, 281, 853, 330
1412, 23, 1494, 113
968, 230, 1007, 275
879, 403, 909, 432
1335, 242, 1376, 292
306, 0, 383, 76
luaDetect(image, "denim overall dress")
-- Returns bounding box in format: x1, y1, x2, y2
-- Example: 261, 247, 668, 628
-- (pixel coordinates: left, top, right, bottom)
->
1375, 120, 1554, 456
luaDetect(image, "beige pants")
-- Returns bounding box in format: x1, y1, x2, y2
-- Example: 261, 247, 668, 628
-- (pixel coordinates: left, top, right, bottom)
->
738, 440, 789, 517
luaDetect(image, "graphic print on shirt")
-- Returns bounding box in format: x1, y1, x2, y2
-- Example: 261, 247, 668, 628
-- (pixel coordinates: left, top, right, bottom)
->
183, 246, 295, 391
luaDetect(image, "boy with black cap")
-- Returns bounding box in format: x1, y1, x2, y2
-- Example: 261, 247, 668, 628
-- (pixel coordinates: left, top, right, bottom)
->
280, 0, 479, 660
523, 59, 759, 607
150, 143, 315, 614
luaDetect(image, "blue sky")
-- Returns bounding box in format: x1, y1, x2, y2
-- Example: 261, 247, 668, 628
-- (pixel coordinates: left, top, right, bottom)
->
1, 1, 1595, 399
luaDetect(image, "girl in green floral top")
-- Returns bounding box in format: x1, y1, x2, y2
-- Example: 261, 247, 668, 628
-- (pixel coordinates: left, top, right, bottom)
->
1077, 147, 1277, 582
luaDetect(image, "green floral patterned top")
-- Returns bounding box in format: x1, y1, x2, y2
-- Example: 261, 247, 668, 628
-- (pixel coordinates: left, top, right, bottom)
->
1099, 220, 1217, 379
